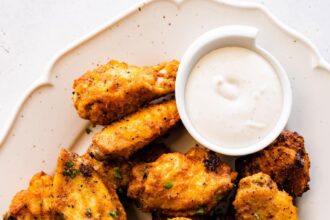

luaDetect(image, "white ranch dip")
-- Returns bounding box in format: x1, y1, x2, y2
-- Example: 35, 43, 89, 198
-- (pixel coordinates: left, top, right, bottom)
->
185, 47, 283, 148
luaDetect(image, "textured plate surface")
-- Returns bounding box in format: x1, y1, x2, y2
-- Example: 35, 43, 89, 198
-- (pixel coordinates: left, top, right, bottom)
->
1, 0, 330, 219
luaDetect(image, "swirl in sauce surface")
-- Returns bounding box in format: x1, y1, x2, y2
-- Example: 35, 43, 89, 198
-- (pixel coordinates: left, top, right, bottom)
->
185, 47, 283, 148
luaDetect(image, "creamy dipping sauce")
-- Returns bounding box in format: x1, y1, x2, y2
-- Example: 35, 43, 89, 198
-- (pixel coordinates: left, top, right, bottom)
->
185, 47, 283, 148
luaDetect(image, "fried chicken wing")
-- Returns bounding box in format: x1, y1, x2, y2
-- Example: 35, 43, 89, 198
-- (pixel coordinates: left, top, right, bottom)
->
83, 153, 131, 191
4, 172, 54, 220
85, 143, 171, 192
235, 130, 310, 197
152, 214, 196, 220
152, 212, 205, 220
52, 149, 126, 220
73, 60, 179, 125
88, 99, 179, 160
128, 146, 237, 217
233, 173, 298, 220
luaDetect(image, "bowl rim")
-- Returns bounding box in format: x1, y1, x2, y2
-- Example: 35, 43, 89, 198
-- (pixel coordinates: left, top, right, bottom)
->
175, 25, 292, 156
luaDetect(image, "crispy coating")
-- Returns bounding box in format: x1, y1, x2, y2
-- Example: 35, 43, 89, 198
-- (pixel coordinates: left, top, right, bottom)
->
152, 212, 205, 220
235, 130, 310, 197
128, 146, 237, 216
152, 214, 196, 220
4, 172, 54, 220
73, 60, 179, 125
84, 143, 171, 192
88, 99, 180, 160
83, 153, 131, 191
233, 173, 298, 220
52, 149, 126, 220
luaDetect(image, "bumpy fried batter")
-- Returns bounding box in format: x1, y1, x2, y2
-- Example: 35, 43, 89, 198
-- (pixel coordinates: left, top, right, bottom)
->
236, 130, 310, 197
85, 143, 171, 194
4, 172, 54, 220
52, 149, 126, 220
152, 214, 195, 220
88, 99, 179, 160
73, 60, 179, 125
152, 212, 205, 220
83, 153, 131, 191
233, 173, 298, 220
128, 146, 237, 217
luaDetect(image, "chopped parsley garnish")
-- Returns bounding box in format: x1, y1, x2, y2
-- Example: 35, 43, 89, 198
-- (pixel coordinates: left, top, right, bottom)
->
63, 160, 80, 179
85, 208, 92, 217
85, 127, 92, 134
109, 210, 118, 219
65, 161, 74, 168
163, 181, 173, 189
194, 207, 205, 215
114, 167, 122, 180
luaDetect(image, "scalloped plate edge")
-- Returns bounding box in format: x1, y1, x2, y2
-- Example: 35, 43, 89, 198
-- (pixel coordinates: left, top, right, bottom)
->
1, 0, 329, 146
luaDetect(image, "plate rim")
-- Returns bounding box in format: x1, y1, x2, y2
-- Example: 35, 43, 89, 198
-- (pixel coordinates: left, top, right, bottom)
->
1, 0, 330, 146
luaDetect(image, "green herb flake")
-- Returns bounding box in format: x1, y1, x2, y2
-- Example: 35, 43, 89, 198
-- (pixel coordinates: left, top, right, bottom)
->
114, 167, 122, 180
194, 207, 205, 215
85, 208, 92, 217
85, 127, 92, 134
109, 210, 118, 219
63, 160, 80, 179
163, 181, 173, 189
65, 161, 74, 168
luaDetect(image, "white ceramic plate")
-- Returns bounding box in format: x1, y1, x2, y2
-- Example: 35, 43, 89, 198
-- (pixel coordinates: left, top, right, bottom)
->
1, 0, 329, 219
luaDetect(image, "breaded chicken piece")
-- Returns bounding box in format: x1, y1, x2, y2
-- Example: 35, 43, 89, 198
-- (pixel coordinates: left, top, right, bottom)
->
52, 149, 126, 220
152, 214, 195, 220
83, 153, 131, 191
88, 99, 179, 160
236, 130, 310, 197
4, 172, 54, 220
73, 60, 179, 125
128, 146, 237, 217
152, 212, 204, 220
170, 218, 192, 220
233, 173, 298, 220
85, 143, 170, 193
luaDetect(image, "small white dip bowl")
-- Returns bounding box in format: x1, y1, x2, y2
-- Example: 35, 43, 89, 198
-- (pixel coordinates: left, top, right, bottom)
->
175, 25, 292, 156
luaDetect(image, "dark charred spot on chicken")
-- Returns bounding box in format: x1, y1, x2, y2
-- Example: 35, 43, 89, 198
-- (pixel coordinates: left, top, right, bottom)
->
79, 164, 93, 177
203, 152, 222, 171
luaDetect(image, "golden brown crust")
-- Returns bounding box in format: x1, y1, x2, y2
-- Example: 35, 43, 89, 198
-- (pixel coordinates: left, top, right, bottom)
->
128, 146, 237, 217
235, 130, 310, 197
52, 149, 127, 220
83, 153, 132, 191
88, 99, 180, 160
152, 214, 198, 220
84, 142, 171, 192
233, 172, 298, 220
73, 60, 179, 125
152, 212, 207, 220
4, 172, 54, 220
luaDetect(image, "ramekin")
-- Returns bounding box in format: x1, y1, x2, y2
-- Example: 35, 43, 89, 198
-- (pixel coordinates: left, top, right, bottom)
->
175, 25, 292, 156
